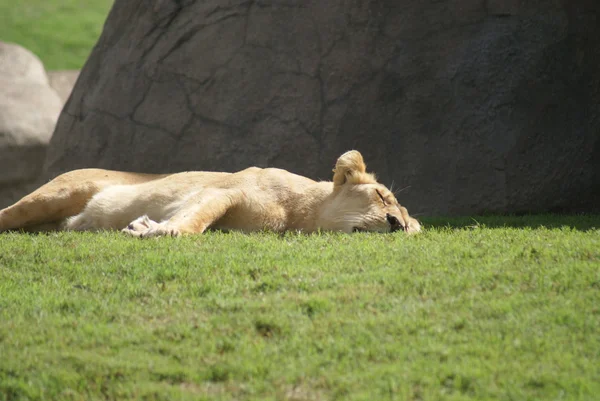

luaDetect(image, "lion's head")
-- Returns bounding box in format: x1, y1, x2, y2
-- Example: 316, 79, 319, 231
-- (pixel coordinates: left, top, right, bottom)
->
319, 150, 421, 234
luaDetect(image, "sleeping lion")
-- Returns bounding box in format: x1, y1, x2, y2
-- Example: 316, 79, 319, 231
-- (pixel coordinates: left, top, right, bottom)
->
0, 150, 420, 237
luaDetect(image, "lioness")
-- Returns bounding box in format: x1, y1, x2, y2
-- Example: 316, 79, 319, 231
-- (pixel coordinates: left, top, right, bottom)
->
0, 150, 420, 237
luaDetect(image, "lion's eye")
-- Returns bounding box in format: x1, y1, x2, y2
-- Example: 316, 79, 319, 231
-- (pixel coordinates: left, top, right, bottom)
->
376, 189, 387, 205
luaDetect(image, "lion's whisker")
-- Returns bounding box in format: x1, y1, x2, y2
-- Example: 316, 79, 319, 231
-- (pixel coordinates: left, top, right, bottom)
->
393, 185, 411, 196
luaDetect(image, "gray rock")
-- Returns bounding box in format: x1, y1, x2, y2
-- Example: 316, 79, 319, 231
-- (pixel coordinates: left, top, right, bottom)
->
48, 70, 80, 103
0, 42, 63, 208
0, 41, 49, 85
45, 0, 600, 215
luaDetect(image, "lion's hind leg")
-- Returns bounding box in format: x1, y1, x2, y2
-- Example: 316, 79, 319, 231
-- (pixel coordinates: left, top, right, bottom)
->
0, 169, 165, 233
0, 182, 95, 232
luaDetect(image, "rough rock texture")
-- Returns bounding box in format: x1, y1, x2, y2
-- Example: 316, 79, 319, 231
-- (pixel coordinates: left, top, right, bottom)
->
46, 0, 600, 215
0, 42, 63, 208
48, 70, 80, 103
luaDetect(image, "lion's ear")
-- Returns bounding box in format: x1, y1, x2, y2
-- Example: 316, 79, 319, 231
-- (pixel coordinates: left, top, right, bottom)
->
332, 150, 368, 187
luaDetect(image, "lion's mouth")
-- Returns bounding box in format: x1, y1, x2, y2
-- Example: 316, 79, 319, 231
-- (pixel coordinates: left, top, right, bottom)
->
353, 215, 409, 233
386, 213, 405, 232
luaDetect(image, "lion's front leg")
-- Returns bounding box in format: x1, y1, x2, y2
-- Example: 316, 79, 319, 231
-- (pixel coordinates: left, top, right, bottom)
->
122, 189, 240, 238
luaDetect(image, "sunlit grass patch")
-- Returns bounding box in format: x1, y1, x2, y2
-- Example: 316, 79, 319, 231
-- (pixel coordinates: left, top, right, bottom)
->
1, 215, 599, 400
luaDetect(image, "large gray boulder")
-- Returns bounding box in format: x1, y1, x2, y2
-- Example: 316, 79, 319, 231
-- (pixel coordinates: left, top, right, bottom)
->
0, 42, 64, 208
47, 70, 80, 103
46, 0, 600, 215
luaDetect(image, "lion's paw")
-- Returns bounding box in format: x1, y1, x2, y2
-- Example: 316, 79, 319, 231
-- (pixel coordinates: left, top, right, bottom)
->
121, 216, 179, 238
122, 215, 155, 237
139, 226, 181, 238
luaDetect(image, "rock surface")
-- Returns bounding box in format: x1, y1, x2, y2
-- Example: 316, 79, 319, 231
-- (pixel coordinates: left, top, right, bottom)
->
46, 0, 600, 215
0, 42, 63, 208
48, 70, 80, 103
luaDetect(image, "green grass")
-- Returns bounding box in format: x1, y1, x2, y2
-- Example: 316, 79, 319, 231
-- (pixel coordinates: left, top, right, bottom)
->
0, 0, 113, 69
1, 215, 599, 400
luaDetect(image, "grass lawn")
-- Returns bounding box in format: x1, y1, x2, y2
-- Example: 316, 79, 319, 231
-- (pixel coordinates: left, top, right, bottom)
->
1, 215, 599, 400
0, 0, 113, 70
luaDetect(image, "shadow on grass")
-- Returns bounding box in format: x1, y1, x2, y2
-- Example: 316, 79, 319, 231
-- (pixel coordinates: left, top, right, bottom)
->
419, 214, 600, 232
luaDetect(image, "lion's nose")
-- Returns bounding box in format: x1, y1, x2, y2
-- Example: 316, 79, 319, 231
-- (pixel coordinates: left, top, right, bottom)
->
386, 213, 403, 232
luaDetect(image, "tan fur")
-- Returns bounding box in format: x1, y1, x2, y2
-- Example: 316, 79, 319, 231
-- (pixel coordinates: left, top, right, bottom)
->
0, 151, 421, 237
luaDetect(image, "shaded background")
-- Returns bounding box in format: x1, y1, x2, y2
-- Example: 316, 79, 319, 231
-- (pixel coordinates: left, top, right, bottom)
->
45, 0, 600, 215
